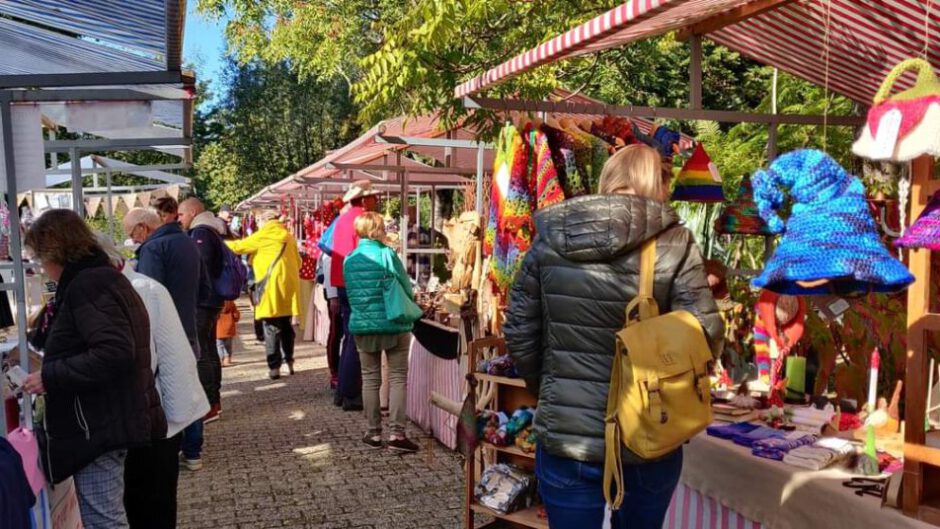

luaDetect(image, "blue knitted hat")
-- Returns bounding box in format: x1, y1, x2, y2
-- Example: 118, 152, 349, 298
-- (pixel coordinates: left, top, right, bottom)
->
751, 149, 914, 295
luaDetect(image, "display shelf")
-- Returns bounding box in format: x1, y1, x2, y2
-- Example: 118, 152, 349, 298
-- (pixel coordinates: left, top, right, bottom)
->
475, 373, 527, 388
482, 442, 535, 460
470, 503, 549, 529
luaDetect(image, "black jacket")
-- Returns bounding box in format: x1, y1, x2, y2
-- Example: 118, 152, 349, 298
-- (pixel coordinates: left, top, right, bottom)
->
503, 195, 724, 463
40, 251, 166, 483
136, 222, 201, 341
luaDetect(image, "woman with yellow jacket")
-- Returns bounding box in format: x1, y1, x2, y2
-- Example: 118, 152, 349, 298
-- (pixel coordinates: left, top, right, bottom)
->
227, 210, 302, 379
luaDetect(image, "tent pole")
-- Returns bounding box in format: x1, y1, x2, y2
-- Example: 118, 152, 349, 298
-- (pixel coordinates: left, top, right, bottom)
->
475, 144, 484, 215
0, 92, 31, 429
70, 147, 83, 217
107, 173, 114, 238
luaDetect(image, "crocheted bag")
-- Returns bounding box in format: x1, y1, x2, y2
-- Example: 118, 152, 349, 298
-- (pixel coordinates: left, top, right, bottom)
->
896, 190, 940, 250
853, 59, 940, 161
751, 149, 914, 295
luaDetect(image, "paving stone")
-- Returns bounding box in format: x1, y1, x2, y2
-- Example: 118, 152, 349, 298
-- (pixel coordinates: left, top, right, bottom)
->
177, 302, 464, 528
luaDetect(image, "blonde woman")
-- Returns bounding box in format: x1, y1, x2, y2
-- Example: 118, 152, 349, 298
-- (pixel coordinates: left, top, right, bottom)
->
342, 212, 419, 452
503, 144, 724, 528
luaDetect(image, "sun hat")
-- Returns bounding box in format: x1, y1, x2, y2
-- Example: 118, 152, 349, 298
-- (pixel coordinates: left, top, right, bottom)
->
671, 142, 725, 202
342, 179, 381, 204
751, 149, 914, 295
896, 190, 940, 250
853, 59, 940, 162
715, 176, 773, 235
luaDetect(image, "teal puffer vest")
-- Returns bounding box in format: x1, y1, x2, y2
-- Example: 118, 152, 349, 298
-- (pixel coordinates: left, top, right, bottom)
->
343, 239, 415, 336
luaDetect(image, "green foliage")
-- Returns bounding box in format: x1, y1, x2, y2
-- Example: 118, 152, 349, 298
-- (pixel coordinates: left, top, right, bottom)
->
191, 58, 361, 208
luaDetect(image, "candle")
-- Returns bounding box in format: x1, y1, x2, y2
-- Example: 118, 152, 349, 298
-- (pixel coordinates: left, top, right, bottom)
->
868, 348, 880, 414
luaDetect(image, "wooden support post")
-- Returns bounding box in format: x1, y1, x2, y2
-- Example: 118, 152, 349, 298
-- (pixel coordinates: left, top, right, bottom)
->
904, 155, 936, 516
690, 35, 703, 110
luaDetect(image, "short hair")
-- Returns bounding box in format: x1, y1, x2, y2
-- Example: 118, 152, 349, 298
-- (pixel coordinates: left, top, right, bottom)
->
124, 208, 161, 231
258, 209, 280, 222
152, 196, 178, 216
354, 212, 387, 241
25, 209, 100, 265
598, 144, 667, 201
179, 197, 205, 215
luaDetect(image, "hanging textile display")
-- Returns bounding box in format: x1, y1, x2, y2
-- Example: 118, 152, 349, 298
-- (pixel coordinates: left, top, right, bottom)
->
485, 123, 565, 296
672, 142, 724, 202
751, 149, 914, 295
853, 59, 940, 162
896, 190, 940, 250
715, 176, 773, 235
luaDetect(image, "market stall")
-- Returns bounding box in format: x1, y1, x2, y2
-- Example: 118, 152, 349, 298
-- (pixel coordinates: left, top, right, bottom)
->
452, 1, 940, 528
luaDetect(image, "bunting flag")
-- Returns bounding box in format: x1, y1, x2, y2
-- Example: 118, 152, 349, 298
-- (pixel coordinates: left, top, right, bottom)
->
671, 143, 725, 203
137, 191, 152, 209
122, 192, 140, 209
166, 185, 180, 200
84, 196, 103, 217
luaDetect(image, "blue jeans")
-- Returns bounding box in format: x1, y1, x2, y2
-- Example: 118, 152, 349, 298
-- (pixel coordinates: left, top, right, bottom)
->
181, 419, 204, 460
536, 445, 682, 529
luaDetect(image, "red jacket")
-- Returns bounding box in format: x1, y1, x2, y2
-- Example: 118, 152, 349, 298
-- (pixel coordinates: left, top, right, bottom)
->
330, 206, 364, 288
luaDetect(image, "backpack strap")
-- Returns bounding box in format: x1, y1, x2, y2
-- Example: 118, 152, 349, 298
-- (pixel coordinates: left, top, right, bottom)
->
604, 237, 658, 510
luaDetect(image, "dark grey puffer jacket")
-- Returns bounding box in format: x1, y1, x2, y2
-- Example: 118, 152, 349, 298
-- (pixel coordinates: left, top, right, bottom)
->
503, 194, 724, 464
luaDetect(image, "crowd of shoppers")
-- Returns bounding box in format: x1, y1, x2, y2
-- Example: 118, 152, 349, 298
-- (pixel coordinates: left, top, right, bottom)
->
13, 144, 721, 529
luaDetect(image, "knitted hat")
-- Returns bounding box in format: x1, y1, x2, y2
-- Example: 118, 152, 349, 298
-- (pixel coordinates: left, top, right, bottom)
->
671, 143, 725, 202
715, 176, 773, 235
751, 149, 914, 295
896, 190, 940, 250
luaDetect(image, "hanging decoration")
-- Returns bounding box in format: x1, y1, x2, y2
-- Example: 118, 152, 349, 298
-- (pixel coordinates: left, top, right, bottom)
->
896, 190, 940, 250
715, 176, 773, 235
751, 149, 914, 295
671, 143, 724, 202
852, 58, 940, 161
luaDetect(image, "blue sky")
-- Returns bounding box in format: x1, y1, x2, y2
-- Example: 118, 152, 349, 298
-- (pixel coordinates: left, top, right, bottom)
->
183, 3, 228, 105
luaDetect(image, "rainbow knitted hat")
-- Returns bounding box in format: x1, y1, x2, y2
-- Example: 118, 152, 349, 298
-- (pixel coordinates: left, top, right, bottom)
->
671, 143, 725, 202
896, 190, 940, 250
715, 176, 773, 235
751, 149, 914, 295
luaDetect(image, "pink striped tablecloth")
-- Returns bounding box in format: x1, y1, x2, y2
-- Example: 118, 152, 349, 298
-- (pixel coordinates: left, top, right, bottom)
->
664, 484, 762, 529
406, 337, 463, 450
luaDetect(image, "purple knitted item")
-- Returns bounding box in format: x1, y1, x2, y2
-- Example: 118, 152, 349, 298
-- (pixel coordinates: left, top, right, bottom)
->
751, 434, 816, 461
706, 422, 759, 440
897, 190, 940, 250
732, 426, 787, 447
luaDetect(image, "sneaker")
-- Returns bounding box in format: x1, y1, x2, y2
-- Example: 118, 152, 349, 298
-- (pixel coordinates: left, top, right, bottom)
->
387, 437, 420, 453
180, 456, 203, 471
269, 368, 281, 380
203, 403, 221, 424
362, 434, 383, 449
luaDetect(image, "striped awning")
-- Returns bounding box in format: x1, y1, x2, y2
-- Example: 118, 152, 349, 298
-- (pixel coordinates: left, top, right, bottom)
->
0, 0, 182, 76
454, 0, 940, 105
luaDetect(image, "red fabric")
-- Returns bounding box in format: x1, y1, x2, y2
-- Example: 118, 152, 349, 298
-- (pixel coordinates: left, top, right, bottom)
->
299, 255, 316, 281
216, 300, 240, 339
330, 206, 364, 288
867, 96, 940, 140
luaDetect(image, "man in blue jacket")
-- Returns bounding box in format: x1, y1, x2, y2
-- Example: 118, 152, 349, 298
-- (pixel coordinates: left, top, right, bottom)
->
178, 198, 227, 425
124, 207, 208, 471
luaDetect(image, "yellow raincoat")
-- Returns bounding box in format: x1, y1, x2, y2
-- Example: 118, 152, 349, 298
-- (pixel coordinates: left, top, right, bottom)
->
227, 220, 302, 320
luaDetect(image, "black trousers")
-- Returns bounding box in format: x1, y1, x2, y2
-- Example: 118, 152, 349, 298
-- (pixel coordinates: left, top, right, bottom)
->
196, 307, 222, 406
125, 434, 182, 529
254, 319, 265, 342
263, 316, 295, 370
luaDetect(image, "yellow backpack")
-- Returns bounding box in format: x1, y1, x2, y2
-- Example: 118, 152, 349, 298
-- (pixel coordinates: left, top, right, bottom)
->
603, 238, 714, 509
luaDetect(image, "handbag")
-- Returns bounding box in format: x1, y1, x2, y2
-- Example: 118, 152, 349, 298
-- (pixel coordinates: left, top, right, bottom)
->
381, 249, 422, 324
251, 243, 286, 306
603, 239, 714, 509
852, 58, 940, 161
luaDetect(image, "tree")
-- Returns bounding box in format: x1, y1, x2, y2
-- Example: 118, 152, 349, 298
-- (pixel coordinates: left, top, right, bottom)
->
191, 58, 361, 208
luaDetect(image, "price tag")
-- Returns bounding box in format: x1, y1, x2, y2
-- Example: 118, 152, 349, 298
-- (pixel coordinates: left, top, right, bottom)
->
871, 108, 902, 160
708, 161, 722, 183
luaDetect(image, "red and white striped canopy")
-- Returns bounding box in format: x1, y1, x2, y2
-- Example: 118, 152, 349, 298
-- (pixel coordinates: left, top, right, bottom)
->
454, 0, 940, 105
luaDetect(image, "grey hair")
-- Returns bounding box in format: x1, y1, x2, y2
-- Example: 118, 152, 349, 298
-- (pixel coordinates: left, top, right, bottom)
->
94, 232, 125, 269
124, 207, 162, 230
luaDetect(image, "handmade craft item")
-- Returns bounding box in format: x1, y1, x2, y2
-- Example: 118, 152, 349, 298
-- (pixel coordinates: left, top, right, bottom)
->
896, 190, 940, 250
751, 149, 914, 295
853, 59, 940, 161
753, 291, 806, 388
715, 176, 774, 235
671, 142, 724, 202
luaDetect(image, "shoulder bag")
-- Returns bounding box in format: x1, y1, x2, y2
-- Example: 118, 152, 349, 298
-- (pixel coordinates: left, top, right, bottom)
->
381, 248, 422, 324
251, 243, 286, 306
603, 238, 714, 509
